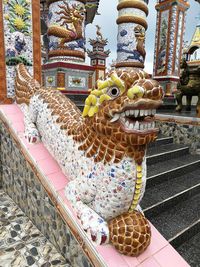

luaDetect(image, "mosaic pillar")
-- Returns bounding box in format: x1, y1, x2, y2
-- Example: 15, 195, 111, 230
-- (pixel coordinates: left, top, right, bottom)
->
47, 0, 86, 63
116, 0, 149, 69
153, 0, 190, 96
0, 0, 41, 103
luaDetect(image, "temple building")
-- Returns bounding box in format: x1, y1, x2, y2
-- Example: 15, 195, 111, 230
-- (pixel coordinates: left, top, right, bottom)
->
41, 0, 111, 97
87, 25, 110, 83
186, 24, 200, 62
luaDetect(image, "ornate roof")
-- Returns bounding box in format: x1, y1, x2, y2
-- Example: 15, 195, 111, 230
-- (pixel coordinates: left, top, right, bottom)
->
85, 0, 100, 24
188, 24, 200, 54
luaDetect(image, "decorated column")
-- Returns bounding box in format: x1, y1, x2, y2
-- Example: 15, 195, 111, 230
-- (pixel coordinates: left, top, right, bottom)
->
0, 0, 41, 103
47, 0, 86, 63
116, 0, 149, 69
153, 0, 190, 96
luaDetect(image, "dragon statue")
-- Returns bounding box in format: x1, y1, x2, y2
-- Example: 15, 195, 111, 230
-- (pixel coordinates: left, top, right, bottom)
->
48, 1, 85, 48
15, 64, 163, 256
175, 59, 200, 117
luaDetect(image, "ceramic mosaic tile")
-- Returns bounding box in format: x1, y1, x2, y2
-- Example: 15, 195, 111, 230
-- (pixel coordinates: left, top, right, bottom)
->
0, 122, 93, 267
0, 190, 69, 267
156, 120, 200, 154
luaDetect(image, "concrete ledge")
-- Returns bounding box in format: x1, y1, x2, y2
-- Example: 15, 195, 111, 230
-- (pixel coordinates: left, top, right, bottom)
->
155, 114, 200, 154
155, 114, 200, 126
0, 104, 190, 267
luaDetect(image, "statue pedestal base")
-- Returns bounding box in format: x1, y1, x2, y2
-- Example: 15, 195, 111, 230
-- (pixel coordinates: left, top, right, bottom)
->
42, 62, 95, 94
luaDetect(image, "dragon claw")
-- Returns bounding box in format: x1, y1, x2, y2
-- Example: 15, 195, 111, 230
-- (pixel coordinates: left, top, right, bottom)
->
76, 202, 109, 245
25, 129, 40, 144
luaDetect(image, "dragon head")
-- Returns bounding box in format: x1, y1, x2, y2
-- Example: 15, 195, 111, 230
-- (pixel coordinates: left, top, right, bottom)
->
83, 69, 163, 151
56, 2, 85, 25
134, 25, 145, 38
71, 3, 86, 23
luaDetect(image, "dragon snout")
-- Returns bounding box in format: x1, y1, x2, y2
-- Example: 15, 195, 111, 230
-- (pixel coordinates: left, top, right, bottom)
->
127, 84, 164, 101
127, 86, 145, 99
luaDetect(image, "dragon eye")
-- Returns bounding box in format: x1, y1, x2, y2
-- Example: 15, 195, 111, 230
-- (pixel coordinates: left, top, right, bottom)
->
107, 87, 120, 98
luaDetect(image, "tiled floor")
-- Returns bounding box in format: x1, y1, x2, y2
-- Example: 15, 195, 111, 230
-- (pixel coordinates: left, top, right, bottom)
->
0, 190, 70, 267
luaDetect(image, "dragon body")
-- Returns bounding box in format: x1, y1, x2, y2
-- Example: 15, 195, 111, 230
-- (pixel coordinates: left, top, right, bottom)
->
15, 64, 163, 250
47, 2, 85, 48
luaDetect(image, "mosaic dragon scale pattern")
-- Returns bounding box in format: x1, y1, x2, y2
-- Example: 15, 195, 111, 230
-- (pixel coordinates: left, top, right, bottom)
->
15, 64, 163, 256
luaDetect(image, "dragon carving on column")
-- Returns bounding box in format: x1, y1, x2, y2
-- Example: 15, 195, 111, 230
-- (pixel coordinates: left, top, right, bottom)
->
48, 1, 85, 48
134, 25, 146, 61
15, 64, 163, 257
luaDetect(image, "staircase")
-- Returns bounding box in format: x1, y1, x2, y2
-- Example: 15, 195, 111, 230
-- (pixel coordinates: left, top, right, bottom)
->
66, 94, 86, 111
143, 135, 200, 267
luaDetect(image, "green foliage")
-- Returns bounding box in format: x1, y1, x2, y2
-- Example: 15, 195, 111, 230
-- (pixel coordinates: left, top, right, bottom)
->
6, 56, 32, 66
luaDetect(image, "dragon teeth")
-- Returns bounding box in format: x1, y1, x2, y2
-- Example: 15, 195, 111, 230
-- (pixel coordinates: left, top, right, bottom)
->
134, 121, 139, 130
152, 109, 156, 115
134, 110, 139, 117
125, 121, 130, 127
140, 110, 145, 116
111, 109, 157, 124
110, 114, 120, 123
122, 119, 155, 131
122, 109, 156, 118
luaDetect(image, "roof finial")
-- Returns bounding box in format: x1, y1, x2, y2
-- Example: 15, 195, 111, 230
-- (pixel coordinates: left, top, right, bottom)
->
95, 25, 103, 41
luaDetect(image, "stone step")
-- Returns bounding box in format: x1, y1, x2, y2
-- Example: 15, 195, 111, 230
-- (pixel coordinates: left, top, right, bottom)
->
146, 154, 200, 187
149, 135, 173, 148
175, 221, 200, 267
66, 94, 88, 103
147, 143, 190, 165
170, 219, 200, 248
0, 190, 70, 267
144, 188, 200, 241
141, 167, 200, 210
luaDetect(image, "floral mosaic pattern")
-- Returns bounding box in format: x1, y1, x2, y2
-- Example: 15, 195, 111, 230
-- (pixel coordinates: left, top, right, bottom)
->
156, 10, 169, 75
5, 0, 31, 34
3, 0, 33, 97
4, 0, 32, 65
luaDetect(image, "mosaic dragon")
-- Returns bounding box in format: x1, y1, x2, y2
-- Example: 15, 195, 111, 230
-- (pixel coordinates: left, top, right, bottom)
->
15, 64, 163, 256
48, 2, 85, 48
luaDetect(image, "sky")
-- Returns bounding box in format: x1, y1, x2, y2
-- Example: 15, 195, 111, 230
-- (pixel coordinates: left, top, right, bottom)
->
85, 0, 200, 73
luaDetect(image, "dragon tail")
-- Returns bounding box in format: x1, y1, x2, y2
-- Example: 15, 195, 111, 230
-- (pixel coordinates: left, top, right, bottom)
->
15, 64, 41, 105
